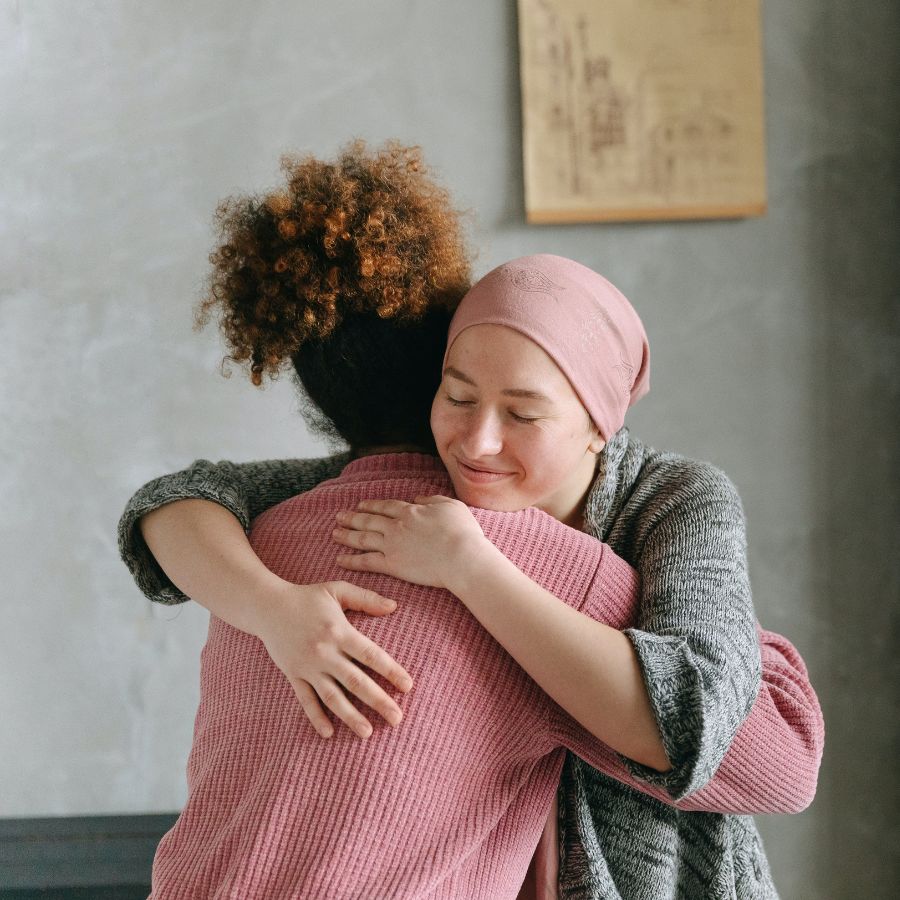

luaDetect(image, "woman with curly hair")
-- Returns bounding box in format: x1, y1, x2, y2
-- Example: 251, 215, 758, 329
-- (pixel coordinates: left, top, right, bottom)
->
120, 141, 822, 898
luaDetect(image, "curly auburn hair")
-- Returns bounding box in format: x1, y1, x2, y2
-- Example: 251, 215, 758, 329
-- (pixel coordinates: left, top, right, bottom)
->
197, 140, 472, 389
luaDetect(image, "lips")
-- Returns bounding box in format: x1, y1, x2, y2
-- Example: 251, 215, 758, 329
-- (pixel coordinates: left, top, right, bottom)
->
455, 458, 514, 484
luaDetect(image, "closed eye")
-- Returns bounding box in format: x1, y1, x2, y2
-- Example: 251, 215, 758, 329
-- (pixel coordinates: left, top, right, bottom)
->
445, 394, 475, 407
510, 412, 540, 424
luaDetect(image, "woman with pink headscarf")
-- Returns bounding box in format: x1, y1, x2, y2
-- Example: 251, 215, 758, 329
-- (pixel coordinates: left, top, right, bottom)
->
330, 255, 819, 898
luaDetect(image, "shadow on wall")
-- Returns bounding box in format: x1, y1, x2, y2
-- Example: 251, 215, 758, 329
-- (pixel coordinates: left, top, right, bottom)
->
808, 2, 900, 898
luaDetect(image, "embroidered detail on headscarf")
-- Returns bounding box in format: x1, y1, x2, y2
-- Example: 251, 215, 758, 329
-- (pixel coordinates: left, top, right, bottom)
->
613, 356, 635, 394
579, 308, 615, 350
499, 265, 564, 298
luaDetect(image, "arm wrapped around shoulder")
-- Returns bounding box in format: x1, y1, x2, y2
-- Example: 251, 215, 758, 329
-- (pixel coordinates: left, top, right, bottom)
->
619, 461, 761, 799
117, 454, 350, 604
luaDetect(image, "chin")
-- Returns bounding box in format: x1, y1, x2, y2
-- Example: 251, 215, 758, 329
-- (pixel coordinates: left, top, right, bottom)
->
451, 483, 521, 512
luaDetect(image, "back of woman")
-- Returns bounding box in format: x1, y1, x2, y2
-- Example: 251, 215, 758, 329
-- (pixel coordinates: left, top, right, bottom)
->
151, 453, 641, 898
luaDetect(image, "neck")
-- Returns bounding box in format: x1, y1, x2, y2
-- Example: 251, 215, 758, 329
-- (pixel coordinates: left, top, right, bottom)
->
352, 443, 433, 458
551, 451, 601, 530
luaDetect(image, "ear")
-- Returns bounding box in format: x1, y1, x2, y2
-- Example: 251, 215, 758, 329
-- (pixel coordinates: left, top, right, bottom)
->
588, 429, 606, 454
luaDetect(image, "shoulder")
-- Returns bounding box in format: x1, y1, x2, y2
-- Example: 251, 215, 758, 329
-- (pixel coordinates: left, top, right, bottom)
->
247, 452, 352, 514
633, 447, 744, 513
474, 505, 607, 602
239, 451, 352, 480
606, 438, 747, 554
184, 451, 350, 480
476, 505, 600, 556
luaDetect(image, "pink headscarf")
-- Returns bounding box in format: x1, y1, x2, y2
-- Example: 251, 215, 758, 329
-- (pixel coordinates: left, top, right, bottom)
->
444, 254, 650, 442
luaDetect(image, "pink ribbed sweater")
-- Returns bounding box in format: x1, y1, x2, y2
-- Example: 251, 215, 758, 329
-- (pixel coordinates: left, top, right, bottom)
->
151, 454, 822, 898
151, 454, 638, 898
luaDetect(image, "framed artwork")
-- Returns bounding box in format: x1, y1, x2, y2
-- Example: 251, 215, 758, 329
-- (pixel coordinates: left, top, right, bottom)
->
518, 0, 767, 223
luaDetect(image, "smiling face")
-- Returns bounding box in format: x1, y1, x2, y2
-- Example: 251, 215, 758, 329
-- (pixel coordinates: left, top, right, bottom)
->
430, 324, 605, 526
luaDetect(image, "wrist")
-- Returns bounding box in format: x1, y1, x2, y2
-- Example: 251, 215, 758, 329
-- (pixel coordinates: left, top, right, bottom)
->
444, 535, 505, 598
238, 572, 296, 638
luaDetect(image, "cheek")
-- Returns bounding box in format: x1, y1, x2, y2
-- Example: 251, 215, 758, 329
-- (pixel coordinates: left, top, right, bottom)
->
509, 433, 557, 477
525, 448, 565, 486
429, 407, 452, 448
517, 431, 584, 483
430, 407, 467, 468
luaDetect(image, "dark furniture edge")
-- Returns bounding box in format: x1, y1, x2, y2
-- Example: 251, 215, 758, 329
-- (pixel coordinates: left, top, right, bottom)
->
0, 813, 178, 890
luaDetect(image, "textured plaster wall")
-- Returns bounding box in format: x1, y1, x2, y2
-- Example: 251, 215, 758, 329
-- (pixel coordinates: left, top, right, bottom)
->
1, 1, 897, 896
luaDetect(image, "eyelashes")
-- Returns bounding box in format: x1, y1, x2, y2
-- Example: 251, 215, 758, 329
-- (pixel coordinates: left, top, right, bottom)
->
444, 394, 540, 424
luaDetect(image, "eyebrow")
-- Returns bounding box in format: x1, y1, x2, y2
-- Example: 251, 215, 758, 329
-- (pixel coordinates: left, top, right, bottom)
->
443, 366, 553, 402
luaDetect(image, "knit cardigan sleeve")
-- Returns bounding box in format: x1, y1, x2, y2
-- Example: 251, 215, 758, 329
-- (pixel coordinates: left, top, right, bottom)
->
550, 625, 823, 813
117, 454, 351, 605
617, 459, 762, 799
673, 625, 824, 813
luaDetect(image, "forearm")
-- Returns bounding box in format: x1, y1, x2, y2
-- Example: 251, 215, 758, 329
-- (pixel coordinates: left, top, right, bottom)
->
118, 454, 350, 604
451, 542, 669, 772
607, 463, 763, 798
140, 499, 286, 636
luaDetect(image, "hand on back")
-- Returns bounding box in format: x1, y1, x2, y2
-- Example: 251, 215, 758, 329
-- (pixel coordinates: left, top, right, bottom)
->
252, 580, 413, 739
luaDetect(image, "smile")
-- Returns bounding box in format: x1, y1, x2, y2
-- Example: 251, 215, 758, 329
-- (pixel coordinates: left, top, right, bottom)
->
456, 459, 514, 484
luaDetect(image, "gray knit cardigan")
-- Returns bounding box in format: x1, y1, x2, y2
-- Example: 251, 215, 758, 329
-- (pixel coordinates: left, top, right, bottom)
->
118, 428, 779, 899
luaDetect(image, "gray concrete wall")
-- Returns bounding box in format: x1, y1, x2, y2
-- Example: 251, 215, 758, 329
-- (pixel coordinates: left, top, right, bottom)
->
2, 1, 897, 896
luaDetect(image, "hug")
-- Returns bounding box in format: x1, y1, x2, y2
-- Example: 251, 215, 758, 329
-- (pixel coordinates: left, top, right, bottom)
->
119, 142, 824, 899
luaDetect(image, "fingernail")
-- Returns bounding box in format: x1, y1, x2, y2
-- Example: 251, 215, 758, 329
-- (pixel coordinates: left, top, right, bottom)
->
359, 725, 372, 739
387, 709, 402, 725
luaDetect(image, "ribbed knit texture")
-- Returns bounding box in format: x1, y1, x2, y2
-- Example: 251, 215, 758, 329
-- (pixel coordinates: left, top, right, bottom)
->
119, 430, 825, 899
150, 454, 639, 899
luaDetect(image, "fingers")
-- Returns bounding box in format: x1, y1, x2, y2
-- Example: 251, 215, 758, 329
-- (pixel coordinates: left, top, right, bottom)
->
315, 675, 377, 740
299, 582, 412, 739
290, 678, 335, 739
324, 583, 414, 693
335, 551, 388, 574
335, 509, 390, 532
345, 630, 413, 695
333, 657, 405, 728
332, 525, 384, 552
353, 499, 412, 517
331, 582, 397, 616
332, 510, 392, 553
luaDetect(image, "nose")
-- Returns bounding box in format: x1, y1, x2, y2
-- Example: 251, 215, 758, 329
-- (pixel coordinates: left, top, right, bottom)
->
459, 409, 504, 458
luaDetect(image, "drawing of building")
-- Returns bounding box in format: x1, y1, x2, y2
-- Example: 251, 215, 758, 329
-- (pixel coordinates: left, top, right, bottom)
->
649, 107, 738, 196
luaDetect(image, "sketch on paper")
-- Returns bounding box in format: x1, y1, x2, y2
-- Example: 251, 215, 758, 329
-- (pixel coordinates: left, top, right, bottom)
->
518, 0, 767, 222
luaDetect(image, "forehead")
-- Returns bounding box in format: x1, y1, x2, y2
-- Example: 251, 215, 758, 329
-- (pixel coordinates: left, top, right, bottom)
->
445, 324, 578, 400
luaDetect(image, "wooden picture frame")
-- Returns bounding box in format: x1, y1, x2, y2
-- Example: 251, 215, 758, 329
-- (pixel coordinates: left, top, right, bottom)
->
518, 0, 768, 223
